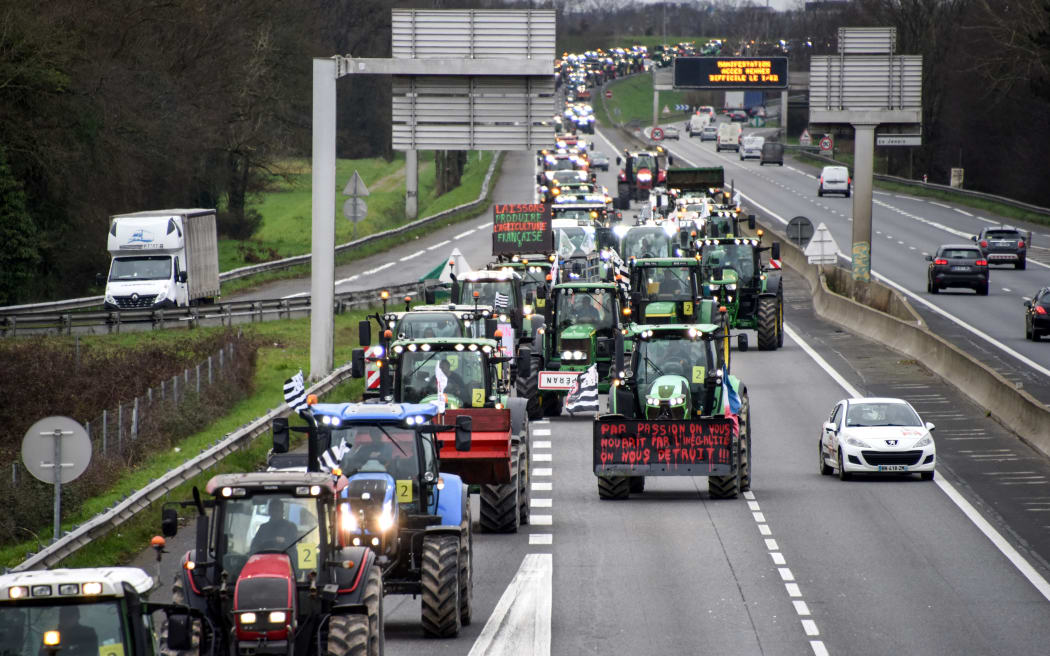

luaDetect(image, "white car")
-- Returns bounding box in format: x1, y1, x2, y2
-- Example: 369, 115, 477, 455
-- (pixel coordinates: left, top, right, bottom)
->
818, 397, 936, 481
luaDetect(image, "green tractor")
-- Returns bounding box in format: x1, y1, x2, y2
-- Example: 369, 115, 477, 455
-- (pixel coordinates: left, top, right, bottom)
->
627, 257, 712, 324
698, 235, 784, 351
516, 281, 626, 418
597, 321, 751, 499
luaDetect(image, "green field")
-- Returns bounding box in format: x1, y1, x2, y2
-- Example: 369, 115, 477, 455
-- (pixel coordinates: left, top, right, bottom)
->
218, 151, 494, 272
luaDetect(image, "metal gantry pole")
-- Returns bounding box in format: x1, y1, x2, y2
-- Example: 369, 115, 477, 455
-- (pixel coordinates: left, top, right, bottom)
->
851, 123, 877, 283
310, 57, 338, 380
406, 150, 419, 220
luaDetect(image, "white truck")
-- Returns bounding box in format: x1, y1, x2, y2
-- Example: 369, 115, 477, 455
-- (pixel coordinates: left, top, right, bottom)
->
102, 209, 219, 311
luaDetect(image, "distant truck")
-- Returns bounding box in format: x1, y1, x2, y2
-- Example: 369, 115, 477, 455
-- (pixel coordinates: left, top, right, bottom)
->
101, 209, 220, 310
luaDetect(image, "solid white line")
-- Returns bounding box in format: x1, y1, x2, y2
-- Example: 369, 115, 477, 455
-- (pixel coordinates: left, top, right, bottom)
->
427, 239, 451, 251
534, 440, 552, 449
531, 514, 553, 525
534, 453, 552, 462
468, 554, 551, 656
533, 467, 552, 477
594, 127, 623, 162
529, 533, 553, 545
532, 481, 552, 491
791, 315, 1050, 604
533, 428, 551, 436
455, 228, 476, 239
399, 249, 425, 262
282, 291, 309, 299
531, 498, 553, 508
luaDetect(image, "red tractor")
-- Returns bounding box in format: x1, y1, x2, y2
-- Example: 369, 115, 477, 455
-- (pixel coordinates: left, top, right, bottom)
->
614, 148, 674, 208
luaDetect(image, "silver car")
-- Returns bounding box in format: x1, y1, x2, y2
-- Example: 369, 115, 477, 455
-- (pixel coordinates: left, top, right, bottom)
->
700, 124, 718, 141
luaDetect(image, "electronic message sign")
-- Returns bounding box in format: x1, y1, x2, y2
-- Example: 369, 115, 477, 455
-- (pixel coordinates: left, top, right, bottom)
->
673, 57, 788, 89
593, 417, 738, 476
492, 202, 554, 255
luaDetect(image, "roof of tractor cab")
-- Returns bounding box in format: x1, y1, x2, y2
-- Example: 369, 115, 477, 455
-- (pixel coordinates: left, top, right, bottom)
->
206, 472, 338, 495
631, 258, 701, 267
0, 567, 153, 600
308, 402, 439, 423
629, 322, 719, 336
391, 336, 500, 349
552, 281, 618, 290
405, 304, 493, 313
459, 270, 521, 282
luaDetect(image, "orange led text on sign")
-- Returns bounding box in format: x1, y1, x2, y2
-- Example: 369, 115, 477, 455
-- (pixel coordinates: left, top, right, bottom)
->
709, 59, 780, 84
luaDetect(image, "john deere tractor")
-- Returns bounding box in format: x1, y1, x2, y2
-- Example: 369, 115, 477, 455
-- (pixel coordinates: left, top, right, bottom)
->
597, 321, 751, 499
627, 257, 711, 324
698, 235, 783, 351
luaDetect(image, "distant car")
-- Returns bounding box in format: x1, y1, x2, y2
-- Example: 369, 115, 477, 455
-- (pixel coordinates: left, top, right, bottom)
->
660, 125, 680, 140
697, 105, 716, 120
700, 124, 718, 141
728, 109, 748, 122
973, 226, 1027, 269
819, 397, 936, 481
760, 141, 784, 166
926, 244, 989, 295
818, 165, 851, 197
590, 152, 610, 171
1024, 287, 1050, 340
739, 135, 765, 160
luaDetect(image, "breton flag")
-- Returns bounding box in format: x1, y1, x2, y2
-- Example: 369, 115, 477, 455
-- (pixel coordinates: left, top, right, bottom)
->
605, 248, 631, 294
549, 257, 560, 284
283, 369, 309, 414
494, 291, 510, 310
434, 363, 448, 415
320, 438, 351, 473
732, 189, 742, 209
565, 364, 600, 416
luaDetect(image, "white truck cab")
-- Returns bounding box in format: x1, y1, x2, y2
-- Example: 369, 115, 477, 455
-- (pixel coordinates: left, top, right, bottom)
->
102, 209, 219, 311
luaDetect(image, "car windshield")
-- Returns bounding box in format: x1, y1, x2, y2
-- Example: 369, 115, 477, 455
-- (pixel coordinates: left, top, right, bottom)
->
555, 227, 597, 257
0, 600, 129, 656
701, 243, 755, 281
635, 338, 714, 388
845, 402, 922, 427
553, 171, 584, 184
109, 255, 171, 281
554, 209, 598, 223
554, 158, 577, 171
940, 249, 980, 259
221, 493, 323, 580
633, 266, 696, 301
620, 228, 672, 259
986, 231, 1020, 240
458, 280, 515, 311
397, 313, 462, 339
555, 288, 615, 332
399, 350, 486, 408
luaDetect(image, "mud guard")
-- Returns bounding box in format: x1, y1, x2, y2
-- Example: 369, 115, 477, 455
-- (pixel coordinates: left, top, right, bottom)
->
434, 472, 467, 526
332, 546, 377, 606
508, 397, 528, 446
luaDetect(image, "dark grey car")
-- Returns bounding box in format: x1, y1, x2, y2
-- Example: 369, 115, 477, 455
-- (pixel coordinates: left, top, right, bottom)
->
590, 152, 610, 171
760, 141, 784, 166
973, 227, 1027, 269
926, 244, 989, 295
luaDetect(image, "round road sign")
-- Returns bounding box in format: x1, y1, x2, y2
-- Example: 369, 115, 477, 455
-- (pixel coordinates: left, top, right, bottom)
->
787, 216, 815, 249
819, 135, 833, 152
22, 416, 92, 484
605, 90, 612, 99
651, 127, 665, 141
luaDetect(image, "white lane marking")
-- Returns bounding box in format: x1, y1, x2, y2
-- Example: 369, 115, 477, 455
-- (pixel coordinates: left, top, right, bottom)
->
531, 498, 552, 508
468, 554, 551, 656
976, 215, 997, 224
753, 512, 766, 522
531, 514, 553, 525
427, 239, 452, 251
477, 221, 493, 229
895, 194, 922, 201
334, 274, 360, 285
765, 538, 779, 550
743, 491, 756, 500
955, 208, 974, 216
786, 583, 802, 597
533, 419, 550, 424
282, 291, 309, 299
779, 568, 795, 582
529, 533, 553, 545
532, 481, 552, 491
802, 619, 820, 636
594, 127, 622, 163
533, 428, 551, 436
747, 501, 761, 511
363, 262, 395, 276
771, 552, 787, 565
794, 600, 811, 616
759, 524, 772, 536
811, 641, 830, 656
399, 249, 425, 262
930, 201, 951, 208
534, 440, 552, 449
534, 453, 552, 462
788, 320, 1050, 603
1003, 288, 1012, 293
533, 467, 552, 477
455, 228, 476, 239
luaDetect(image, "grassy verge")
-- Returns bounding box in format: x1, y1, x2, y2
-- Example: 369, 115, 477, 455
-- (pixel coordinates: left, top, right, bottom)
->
219, 152, 502, 297
0, 310, 373, 570
792, 152, 1050, 227
593, 73, 692, 129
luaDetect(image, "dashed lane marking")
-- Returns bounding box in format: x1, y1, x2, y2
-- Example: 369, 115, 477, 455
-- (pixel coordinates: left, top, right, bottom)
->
427, 239, 451, 250
455, 228, 476, 239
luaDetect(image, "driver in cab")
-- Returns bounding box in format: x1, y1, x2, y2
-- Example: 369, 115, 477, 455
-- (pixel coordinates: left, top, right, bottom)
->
250, 498, 300, 552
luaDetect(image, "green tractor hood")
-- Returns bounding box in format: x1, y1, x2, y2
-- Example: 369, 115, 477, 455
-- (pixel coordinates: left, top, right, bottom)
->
420, 393, 464, 410
644, 374, 692, 419
560, 324, 597, 341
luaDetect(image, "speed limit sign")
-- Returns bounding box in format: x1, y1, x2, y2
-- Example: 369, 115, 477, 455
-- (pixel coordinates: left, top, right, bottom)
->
651, 127, 665, 141
819, 135, 833, 152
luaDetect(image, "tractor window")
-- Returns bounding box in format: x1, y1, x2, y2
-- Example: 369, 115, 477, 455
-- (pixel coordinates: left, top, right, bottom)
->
555, 227, 597, 258
634, 266, 696, 301
220, 494, 321, 582
397, 313, 462, 339
555, 288, 616, 334
459, 280, 515, 313
701, 244, 755, 281
619, 228, 672, 259
400, 351, 487, 409
0, 600, 128, 656
633, 154, 656, 172
634, 338, 714, 389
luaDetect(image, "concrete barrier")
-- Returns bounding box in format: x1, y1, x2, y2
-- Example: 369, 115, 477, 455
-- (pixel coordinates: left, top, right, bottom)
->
753, 218, 1050, 459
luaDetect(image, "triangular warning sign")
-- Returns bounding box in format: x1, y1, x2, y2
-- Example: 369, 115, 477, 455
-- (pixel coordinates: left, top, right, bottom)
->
799, 129, 812, 146
803, 222, 840, 264
662, 105, 671, 115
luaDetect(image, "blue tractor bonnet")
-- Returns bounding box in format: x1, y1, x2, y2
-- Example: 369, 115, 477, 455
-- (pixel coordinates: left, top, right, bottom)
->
310, 402, 439, 424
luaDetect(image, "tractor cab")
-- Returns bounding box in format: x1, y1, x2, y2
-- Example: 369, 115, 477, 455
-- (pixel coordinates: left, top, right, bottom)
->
615, 225, 676, 260
628, 258, 706, 323
391, 338, 508, 411
546, 283, 623, 389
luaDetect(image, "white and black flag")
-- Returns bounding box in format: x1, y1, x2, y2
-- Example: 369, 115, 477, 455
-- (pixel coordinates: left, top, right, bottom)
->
320, 438, 350, 473
494, 291, 510, 309
605, 248, 631, 295
283, 369, 309, 414
564, 364, 600, 416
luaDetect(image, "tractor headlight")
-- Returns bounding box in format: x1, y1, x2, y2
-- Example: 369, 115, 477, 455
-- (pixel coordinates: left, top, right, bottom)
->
671, 396, 684, 406
562, 350, 573, 360
268, 611, 287, 624
726, 283, 737, 291
339, 503, 359, 535
378, 502, 395, 532
646, 396, 660, 406
240, 613, 257, 625
572, 350, 585, 360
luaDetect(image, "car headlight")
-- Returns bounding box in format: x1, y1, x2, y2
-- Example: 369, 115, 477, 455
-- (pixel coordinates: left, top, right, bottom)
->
915, 434, 933, 448
846, 437, 870, 448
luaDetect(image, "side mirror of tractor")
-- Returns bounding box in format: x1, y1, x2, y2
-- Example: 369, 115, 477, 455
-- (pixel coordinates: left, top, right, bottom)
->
272, 417, 290, 454
161, 508, 179, 538
485, 318, 498, 340
164, 611, 194, 651
518, 347, 533, 379
455, 415, 472, 452
748, 214, 756, 231
616, 156, 622, 165
667, 154, 675, 166
358, 320, 371, 347
350, 348, 366, 378
771, 242, 780, 261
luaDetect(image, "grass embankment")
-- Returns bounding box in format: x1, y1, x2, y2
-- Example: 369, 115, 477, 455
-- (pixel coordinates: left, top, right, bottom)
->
592, 73, 692, 130
219, 151, 500, 297
0, 311, 371, 570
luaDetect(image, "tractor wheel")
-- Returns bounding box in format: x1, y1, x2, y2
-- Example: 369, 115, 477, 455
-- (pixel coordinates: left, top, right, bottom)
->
421, 534, 461, 638
776, 295, 785, 348
480, 444, 520, 533
598, 475, 630, 499
757, 296, 779, 351
516, 358, 542, 419
739, 393, 752, 492
629, 477, 645, 493
362, 564, 384, 656
327, 613, 369, 656
708, 438, 742, 499
518, 443, 531, 526
459, 498, 473, 626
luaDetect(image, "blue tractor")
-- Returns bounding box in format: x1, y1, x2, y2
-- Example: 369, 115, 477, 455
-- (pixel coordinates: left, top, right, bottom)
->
271, 401, 475, 638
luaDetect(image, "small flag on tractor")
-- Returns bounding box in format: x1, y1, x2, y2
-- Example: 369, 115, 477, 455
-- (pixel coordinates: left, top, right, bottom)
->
565, 364, 600, 415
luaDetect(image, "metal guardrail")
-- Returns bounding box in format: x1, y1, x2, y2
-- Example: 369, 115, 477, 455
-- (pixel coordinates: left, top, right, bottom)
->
12, 364, 354, 572
1, 282, 422, 336
1, 152, 501, 316
786, 146, 1050, 219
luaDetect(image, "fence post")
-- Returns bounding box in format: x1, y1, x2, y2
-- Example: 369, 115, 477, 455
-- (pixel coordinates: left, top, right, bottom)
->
184, 368, 189, 387
196, 364, 201, 396
118, 403, 123, 448
173, 375, 178, 405
132, 397, 139, 440
148, 387, 153, 406
208, 356, 213, 385
12, 463, 17, 485
102, 409, 107, 454
219, 348, 224, 379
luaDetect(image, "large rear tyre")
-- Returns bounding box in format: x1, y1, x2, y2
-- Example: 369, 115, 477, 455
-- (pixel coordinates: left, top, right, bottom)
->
629, 477, 645, 493
739, 392, 752, 492
327, 613, 369, 656
776, 295, 785, 348
421, 534, 461, 638
360, 564, 384, 656
757, 296, 779, 351
479, 444, 520, 533
516, 358, 542, 419
709, 436, 742, 499
459, 499, 473, 626
518, 444, 531, 526
597, 475, 630, 499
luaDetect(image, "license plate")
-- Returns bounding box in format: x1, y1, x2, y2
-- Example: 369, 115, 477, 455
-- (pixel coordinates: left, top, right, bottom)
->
950, 265, 970, 271
877, 465, 909, 472
539, 371, 581, 390
989, 254, 1014, 260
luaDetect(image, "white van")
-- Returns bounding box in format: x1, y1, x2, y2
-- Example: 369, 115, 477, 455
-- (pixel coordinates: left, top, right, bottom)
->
818, 166, 851, 197
716, 122, 742, 152
740, 135, 765, 160
688, 113, 709, 137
